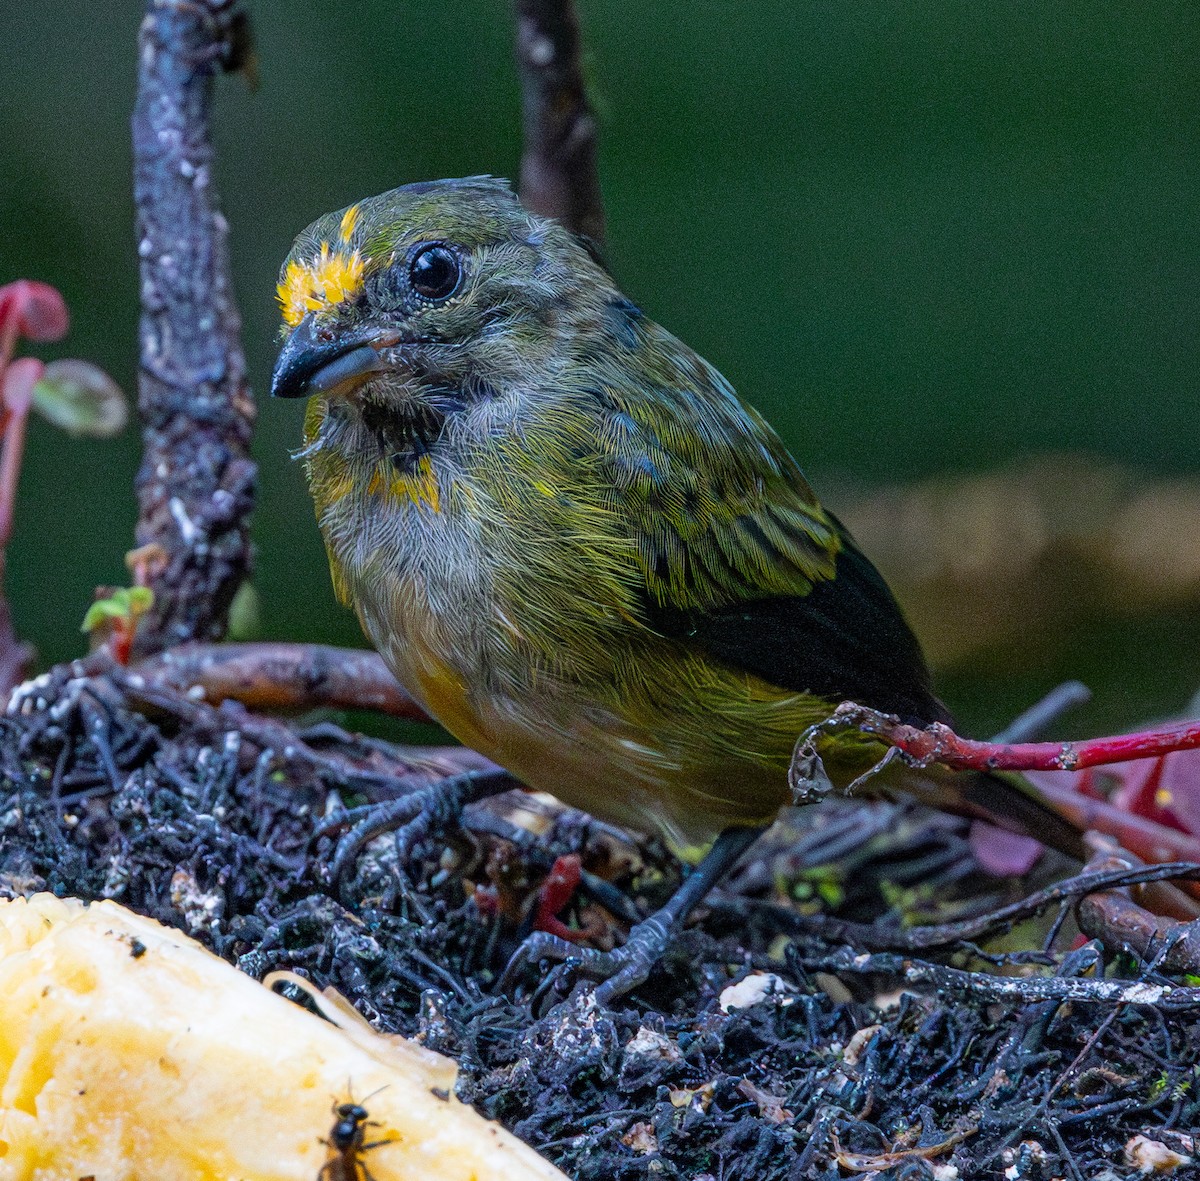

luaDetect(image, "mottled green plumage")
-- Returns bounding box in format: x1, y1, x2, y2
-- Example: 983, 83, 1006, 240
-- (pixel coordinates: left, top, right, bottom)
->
272, 178, 1078, 862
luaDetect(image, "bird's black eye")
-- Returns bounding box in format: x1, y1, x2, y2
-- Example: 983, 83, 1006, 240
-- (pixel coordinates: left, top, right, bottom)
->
409, 244, 462, 301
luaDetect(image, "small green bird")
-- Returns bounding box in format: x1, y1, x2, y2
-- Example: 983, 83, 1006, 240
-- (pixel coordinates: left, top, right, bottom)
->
271, 178, 1082, 992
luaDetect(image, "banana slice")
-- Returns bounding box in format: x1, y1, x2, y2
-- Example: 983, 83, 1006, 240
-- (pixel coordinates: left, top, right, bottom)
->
0, 893, 565, 1181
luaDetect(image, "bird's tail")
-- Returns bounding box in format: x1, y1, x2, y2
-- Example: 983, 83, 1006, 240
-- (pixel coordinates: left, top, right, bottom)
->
895, 762, 1086, 863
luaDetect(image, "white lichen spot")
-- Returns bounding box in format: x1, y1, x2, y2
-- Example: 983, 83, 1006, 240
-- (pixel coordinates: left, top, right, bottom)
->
170, 867, 224, 934
718, 972, 794, 1012
169, 496, 200, 545
624, 1026, 679, 1061
528, 34, 554, 66
6, 671, 52, 716
1122, 983, 1169, 1005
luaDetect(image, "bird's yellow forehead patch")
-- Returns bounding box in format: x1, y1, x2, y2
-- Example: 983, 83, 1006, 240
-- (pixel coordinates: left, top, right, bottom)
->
338, 203, 361, 241
276, 205, 366, 328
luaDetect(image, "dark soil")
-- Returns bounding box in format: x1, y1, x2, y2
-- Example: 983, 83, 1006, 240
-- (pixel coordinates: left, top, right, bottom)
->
2, 660, 1197, 1180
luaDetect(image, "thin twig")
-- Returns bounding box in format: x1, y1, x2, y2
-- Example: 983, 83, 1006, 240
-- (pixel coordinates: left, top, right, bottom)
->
112, 669, 476, 792
0, 391, 34, 695
991, 680, 1091, 743
797, 861, 1200, 953
131, 0, 256, 654
514, 0, 605, 246
1076, 845, 1200, 976
0, 588, 33, 701
1079, 890, 1200, 975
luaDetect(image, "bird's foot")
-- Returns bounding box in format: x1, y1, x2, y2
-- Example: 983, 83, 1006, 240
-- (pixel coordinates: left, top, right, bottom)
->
320, 768, 515, 903
500, 824, 767, 1005
500, 910, 675, 1007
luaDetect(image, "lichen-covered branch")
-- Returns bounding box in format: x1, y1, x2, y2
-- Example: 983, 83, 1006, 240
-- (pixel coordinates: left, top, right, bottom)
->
514, 0, 605, 246
131, 0, 256, 656
800, 945, 1200, 1011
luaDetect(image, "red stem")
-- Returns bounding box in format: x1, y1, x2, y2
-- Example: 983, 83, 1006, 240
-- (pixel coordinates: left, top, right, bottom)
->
0, 370, 35, 548
0, 318, 18, 377
840, 706, 1200, 774
811, 703, 1200, 898
0, 289, 22, 376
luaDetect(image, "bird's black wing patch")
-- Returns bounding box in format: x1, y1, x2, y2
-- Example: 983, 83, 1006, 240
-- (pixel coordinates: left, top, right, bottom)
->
647, 538, 950, 726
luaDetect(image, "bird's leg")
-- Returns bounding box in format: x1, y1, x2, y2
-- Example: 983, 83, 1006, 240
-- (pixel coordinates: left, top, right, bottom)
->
322, 768, 517, 903
500, 824, 766, 1005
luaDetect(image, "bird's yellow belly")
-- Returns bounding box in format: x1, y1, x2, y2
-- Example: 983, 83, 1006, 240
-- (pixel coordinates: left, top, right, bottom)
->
431, 678, 793, 859
363, 608, 808, 859
343, 529, 852, 859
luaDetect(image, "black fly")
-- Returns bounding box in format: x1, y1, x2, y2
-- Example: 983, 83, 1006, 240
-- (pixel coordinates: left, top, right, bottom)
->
318, 1090, 395, 1181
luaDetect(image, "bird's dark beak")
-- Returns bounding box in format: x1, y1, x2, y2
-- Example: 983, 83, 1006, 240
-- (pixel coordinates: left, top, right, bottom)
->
270, 314, 400, 400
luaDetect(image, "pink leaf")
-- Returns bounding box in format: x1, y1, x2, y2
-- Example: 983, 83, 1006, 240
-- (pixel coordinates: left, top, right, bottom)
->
0, 280, 69, 343
1110, 750, 1200, 835
1028, 746, 1200, 840
1153, 750, 1200, 835
969, 821, 1044, 877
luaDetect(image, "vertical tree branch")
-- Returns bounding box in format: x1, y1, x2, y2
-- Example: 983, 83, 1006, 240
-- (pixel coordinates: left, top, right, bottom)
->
514, 0, 605, 246
131, 0, 256, 656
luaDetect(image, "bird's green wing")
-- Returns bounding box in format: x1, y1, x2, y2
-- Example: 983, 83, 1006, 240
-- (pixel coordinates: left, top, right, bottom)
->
593, 314, 947, 723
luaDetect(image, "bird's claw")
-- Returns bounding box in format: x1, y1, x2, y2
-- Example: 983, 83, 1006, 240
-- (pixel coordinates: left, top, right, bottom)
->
324, 768, 514, 904
500, 825, 766, 1005
499, 913, 672, 1005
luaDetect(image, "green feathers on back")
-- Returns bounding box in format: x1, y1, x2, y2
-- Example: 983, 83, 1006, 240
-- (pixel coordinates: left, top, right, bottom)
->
587, 310, 842, 614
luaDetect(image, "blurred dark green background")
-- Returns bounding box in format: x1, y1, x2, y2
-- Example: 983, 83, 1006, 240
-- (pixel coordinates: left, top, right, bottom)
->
1, 1, 1198, 737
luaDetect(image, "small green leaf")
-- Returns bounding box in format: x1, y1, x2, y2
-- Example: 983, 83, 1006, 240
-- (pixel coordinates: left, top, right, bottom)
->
82, 600, 123, 632
32, 358, 128, 438
81, 586, 155, 633
227, 580, 261, 641
125, 586, 154, 614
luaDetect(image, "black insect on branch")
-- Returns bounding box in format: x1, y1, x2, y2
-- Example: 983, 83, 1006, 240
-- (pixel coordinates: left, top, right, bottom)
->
514, 0, 605, 247
131, 0, 256, 656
